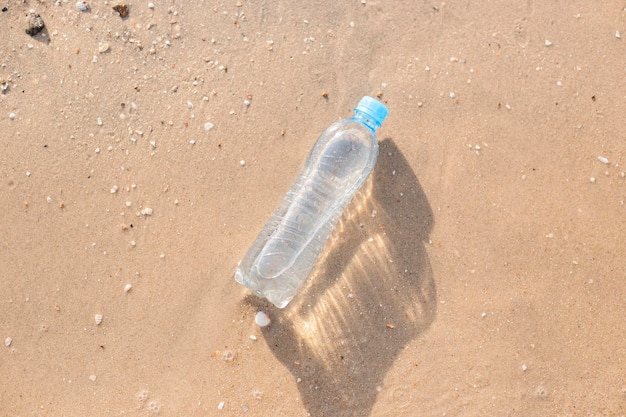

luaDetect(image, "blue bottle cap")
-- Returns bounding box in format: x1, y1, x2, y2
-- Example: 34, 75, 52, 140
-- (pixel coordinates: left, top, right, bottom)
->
355, 96, 388, 127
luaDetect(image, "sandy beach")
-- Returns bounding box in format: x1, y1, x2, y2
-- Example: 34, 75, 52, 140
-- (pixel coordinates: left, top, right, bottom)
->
1, 1, 625, 415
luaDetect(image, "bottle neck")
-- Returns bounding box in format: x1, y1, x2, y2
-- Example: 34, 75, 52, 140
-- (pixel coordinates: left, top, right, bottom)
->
352, 109, 380, 132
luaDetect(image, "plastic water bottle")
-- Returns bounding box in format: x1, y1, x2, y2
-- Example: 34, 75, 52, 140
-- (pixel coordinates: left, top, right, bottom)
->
235, 96, 389, 308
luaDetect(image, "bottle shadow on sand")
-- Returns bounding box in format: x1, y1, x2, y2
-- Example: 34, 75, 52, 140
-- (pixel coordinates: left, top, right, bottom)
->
243, 138, 436, 417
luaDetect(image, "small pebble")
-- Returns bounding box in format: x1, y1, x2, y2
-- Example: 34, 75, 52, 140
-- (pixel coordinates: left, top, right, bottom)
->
249, 335, 257, 341
544, 40, 553, 47
590, 177, 596, 183
110, 185, 119, 194
449, 92, 456, 99
9, 112, 16, 120
255, 311, 270, 327
124, 283, 132, 292
47, 196, 52, 203
240, 160, 246, 166
89, 374, 97, 382
98, 42, 110, 53
243, 99, 250, 106
204, 122, 214, 131
598, 156, 609, 164
150, 141, 156, 148
141, 207, 153, 216
217, 401, 225, 410
94, 314, 103, 325
5, 337, 12, 347
148, 2, 155, 9
616, 31, 621, 39
125, 201, 132, 207
76, 1, 90, 12
25, 12, 45, 36
521, 364, 528, 371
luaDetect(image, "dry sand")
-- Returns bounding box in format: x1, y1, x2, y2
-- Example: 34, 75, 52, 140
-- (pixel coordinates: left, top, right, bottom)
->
1, 1, 625, 416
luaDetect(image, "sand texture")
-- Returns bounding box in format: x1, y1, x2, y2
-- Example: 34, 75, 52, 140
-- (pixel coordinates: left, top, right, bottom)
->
1, 1, 625, 416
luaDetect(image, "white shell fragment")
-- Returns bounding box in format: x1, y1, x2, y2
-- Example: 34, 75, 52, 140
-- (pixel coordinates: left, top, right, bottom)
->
124, 283, 132, 292
254, 311, 270, 327
141, 207, 153, 216
598, 156, 609, 164
94, 314, 103, 325
204, 122, 214, 131
76, 1, 90, 12
5, 337, 12, 347
89, 374, 97, 382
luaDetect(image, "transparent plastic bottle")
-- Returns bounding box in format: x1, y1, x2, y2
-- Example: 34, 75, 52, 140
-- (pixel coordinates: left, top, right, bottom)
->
235, 96, 388, 308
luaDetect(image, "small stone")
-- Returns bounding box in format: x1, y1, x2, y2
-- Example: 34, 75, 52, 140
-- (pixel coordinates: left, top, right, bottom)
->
240, 160, 246, 166
598, 156, 609, 164
9, 112, 16, 120
76, 1, 90, 12
150, 141, 156, 148
89, 374, 97, 382
217, 401, 225, 410
148, 2, 155, 9
94, 314, 103, 325
98, 42, 110, 53
204, 122, 214, 131
5, 337, 12, 347
25, 12, 45, 36
616, 31, 621, 39
449, 92, 456, 99
124, 283, 132, 292
255, 311, 270, 327
46, 196, 52, 204
590, 177, 596, 183
521, 364, 528, 371
249, 335, 257, 341
243, 99, 251, 106
110, 185, 119, 194
141, 207, 153, 216
112, 3, 129, 18
544, 40, 553, 47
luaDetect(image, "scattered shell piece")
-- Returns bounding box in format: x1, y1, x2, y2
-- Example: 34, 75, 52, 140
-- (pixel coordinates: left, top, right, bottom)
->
9, 112, 16, 120
544, 40, 553, 47
590, 177, 596, 183
598, 156, 609, 164
98, 42, 110, 53
243, 99, 251, 106
124, 283, 132, 292
89, 374, 97, 382
521, 364, 528, 371
204, 122, 214, 131
616, 31, 621, 39
76, 1, 90, 12
150, 141, 156, 148
217, 401, 225, 410
94, 314, 103, 325
148, 2, 155, 9
46, 196, 52, 203
5, 337, 12, 347
110, 185, 119, 194
255, 311, 270, 327
239, 160, 246, 166
249, 335, 257, 341
141, 207, 153, 216
25, 12, 45, 36
449, 92, 456, 99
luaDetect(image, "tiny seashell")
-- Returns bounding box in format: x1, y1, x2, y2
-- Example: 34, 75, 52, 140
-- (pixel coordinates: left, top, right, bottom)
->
254, 311, 270, 327
94, 314, 103, 325
76, 1, 90, 12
